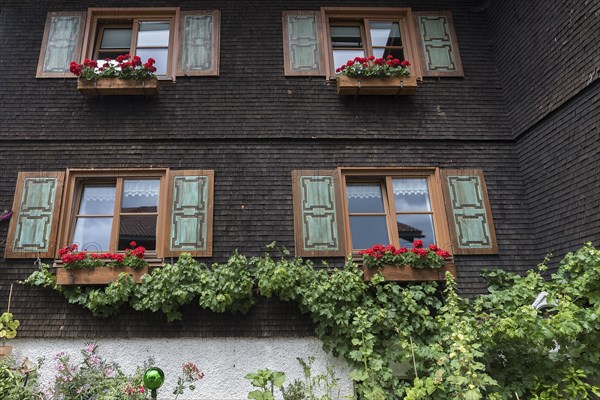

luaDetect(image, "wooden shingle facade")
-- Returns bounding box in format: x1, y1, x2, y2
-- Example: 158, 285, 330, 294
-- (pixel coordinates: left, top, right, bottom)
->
0, 0, 598, 343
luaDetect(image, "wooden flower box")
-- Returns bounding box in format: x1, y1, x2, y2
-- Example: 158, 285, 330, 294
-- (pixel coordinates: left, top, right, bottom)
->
55, 266, 150, 285
361, 262, 456, 282
77, 77, 159, 96
336, 75, 417, 96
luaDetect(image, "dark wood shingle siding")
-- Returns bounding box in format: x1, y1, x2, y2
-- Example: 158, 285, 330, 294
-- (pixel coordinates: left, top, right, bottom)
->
0, 0, 510, 141
487, 0, 600, 138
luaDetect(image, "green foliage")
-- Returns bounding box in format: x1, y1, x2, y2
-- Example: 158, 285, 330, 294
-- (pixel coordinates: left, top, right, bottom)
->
22, 243, 600, 399
245, 368, 286, 400
51, 343, 149, 400
0, 312, 20, 343
280, 356, 346, 400
0, 356, 43, 400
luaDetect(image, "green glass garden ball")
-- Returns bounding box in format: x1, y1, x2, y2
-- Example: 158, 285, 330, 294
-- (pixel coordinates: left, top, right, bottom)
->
143, 367, 165, 390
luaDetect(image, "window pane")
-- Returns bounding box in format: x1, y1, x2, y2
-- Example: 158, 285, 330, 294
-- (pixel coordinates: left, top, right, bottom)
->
137, 21, 170, 47
369, 21, 402, 47
330, 26, 362, 47
333, 49, 365, 70
121, 179, 160, 213
350, 216, 389, 249
100, 28, 132, 49
392, 179, 431, 211
98, 51, 128, 61
372, 48, 404, 61
118, 215, 157, 250
347, 183, 385, 213
72, 217, 113, 251
136, 48, 168, 75
397, 214, 436, 248
78, 185, 116, 215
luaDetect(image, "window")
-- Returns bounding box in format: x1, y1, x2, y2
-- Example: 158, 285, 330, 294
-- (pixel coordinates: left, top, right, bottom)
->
82, 9, 178, 79
37, 9, 221, 79
5, 169, 215, 259
321, 8, 421, 79
291, 168, 499, 258
61, 170, 165, 254
342, 169, 450, 253
70, 178, 161, 252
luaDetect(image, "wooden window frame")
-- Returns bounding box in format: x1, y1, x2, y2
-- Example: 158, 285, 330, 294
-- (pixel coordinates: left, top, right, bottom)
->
57, 169, 168, 258
81, 8, 180, 81
321, 7, 423, 80
339, 167, 451, 255
93, 24, 134, 61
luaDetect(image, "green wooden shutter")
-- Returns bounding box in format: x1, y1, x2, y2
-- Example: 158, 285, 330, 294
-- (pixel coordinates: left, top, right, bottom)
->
414, 11, 463, 77
5, 172, 65, 258
36, 12, 86, 78
164, 170, 214, 257
178, 11, 220, 76
441, 169, 498, 255
282, 11, 325, 76
292, 170, 346, 257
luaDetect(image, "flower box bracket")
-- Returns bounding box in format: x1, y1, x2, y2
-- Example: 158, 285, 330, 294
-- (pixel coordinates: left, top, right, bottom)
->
77, 77, 160, 96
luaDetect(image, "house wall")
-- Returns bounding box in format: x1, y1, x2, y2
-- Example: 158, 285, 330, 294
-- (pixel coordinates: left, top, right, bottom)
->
0, 0, 544, 396
13, 337, 354, 400
487, 0, 600, 263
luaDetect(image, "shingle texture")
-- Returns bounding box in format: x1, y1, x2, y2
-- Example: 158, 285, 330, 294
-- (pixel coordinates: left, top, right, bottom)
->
487, 0, 600, 138
487, 0, 600, 263
0, 0, 575, 339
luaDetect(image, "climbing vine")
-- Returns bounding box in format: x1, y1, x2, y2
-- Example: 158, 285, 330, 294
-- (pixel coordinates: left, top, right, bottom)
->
23, 243, 600, 399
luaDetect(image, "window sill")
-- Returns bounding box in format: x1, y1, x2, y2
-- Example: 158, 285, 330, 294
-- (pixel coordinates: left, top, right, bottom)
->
336, 75, 417, 96
361, 260, 455, 282
53, 255, 162, 285
77, 77, 160, 96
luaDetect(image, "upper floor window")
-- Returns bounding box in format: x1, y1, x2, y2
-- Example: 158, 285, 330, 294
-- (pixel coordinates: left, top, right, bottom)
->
84, 9, 177, 79
282, 9, 463, 79
37, 9, 221, 79
330, 20, 407, 75
322, 8, 420, 79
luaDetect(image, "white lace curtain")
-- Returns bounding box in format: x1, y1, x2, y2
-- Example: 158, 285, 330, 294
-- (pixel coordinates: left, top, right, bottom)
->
123, 180, 160, 198
392, 178, 429, 196
346, 179, 429, 199
82, 180, 159, 202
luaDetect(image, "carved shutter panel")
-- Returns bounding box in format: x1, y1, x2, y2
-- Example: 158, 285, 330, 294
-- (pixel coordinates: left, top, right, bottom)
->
292, 170, 346, 257
177, 11, 220, 76
441, 169, 498, 255
5, 172, 65, 258
282, 11, 325, 76
164, 170, 214, 257
36, 12, 86, 78
414, 11, 463, 77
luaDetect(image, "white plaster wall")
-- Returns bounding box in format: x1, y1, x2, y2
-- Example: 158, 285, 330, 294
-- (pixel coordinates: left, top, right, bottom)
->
13, 337, 354, 400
